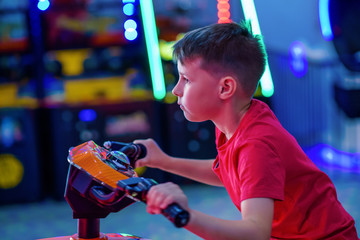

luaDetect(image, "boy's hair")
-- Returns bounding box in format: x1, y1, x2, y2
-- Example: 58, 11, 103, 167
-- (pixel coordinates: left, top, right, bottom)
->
173, 21, 267, 97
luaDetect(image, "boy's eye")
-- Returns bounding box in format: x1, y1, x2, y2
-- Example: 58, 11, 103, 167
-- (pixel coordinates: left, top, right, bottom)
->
179, 75, 190, 83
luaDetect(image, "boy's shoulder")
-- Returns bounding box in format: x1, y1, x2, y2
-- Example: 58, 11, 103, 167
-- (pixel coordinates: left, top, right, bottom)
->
243, 99, 277, 126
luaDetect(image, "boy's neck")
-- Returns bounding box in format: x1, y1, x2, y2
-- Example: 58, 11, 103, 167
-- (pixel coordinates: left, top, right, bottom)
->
214, 98, 252, 141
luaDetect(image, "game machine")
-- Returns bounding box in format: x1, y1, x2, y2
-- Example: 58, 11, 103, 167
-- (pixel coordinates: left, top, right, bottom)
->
39, 0, 168, 199
0, 0, 43, 204
38, 140, 189, 240
300, 0, 360, 163
330, 0, 360, 119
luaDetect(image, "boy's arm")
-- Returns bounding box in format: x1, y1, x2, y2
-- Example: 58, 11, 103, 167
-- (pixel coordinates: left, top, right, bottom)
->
134, 138, 222, 186
147, 183, 274, 240
186, 198, 274, 240
160, 157, 222, 186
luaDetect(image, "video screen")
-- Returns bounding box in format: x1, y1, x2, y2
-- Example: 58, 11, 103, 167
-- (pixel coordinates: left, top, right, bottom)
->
0, 12, 29, 53
105, 111, 151, 138
43, 0, 139, 50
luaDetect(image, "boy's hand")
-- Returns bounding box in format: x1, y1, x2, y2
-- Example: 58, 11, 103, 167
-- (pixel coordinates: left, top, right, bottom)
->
146, 182, 189, 215
133, 138, 170, 169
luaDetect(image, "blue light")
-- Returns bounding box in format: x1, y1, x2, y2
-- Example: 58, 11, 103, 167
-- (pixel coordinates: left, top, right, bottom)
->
306, 143, 360, 173
289, 41, 308, 78
125, 29, 138, 41
37, 0, 50, 11
319, 0, 333, 41
0, 117, 15, 148
123, 3, 135, 16
124, 19, 138, 41
124, 19, 137, 30
78, 109, 97, 122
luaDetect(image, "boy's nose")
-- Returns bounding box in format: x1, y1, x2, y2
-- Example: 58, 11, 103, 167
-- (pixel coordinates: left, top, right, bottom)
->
172, 83, 181, 97
172, 87, 178, 96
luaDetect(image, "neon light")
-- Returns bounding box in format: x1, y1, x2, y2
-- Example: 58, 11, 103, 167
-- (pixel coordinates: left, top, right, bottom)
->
125, 29, 138, 41
1, 117, 15, 148
159, 40, 175, 61
240, 0, 274, 97
139, 0, 166, 100
319, 0, 333, 41
123, 3, 135, 16
124, 19, 137, 30
217, 0, 231, 23
37, 0, 50, 11
79, 109, 97, 122
306, 143, 360, 173
124, 19, 138, 41
289, 41, 308, 78
0, 154, 24, 189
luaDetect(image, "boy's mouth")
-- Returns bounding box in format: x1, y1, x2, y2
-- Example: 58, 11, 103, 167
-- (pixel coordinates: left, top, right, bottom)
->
178, 103, 185, 111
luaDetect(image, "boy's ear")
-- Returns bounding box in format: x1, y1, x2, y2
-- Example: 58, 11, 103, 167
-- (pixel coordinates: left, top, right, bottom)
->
218, 76, 237, 100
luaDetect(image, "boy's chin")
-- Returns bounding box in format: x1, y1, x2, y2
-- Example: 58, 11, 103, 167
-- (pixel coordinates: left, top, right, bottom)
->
183, 113, 207, 123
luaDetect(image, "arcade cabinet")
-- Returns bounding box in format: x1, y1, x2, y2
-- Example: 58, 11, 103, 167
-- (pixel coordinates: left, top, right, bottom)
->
39, 0, 165, 199
0, 0, 42, 204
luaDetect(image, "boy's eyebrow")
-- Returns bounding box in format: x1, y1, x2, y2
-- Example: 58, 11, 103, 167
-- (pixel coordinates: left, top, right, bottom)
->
178, 70, 186, 76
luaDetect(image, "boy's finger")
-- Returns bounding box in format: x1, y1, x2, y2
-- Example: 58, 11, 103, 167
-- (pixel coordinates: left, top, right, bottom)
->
135, 159, 146, 168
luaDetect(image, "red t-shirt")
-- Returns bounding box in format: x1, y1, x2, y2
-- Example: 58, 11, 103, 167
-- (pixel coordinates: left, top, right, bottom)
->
213, 99, 358, 239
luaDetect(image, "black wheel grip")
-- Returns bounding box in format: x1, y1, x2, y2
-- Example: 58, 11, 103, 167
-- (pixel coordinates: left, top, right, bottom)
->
162, 203, 190, 228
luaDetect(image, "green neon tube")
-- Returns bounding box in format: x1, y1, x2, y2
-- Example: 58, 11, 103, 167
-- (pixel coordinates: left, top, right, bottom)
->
240, 0, 274, 97
139, 0, 166, 100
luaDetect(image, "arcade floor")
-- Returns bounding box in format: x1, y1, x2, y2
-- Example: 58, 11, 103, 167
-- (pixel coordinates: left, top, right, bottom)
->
1, 163, 360, 240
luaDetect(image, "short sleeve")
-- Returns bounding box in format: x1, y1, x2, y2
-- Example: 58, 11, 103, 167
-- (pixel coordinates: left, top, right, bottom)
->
238, 139, 285, 202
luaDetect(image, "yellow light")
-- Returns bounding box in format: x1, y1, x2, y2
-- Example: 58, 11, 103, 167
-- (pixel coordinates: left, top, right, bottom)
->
0, 154, 24, 189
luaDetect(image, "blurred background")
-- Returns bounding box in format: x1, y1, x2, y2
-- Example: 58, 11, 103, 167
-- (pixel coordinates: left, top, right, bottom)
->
0, 0, 359, 239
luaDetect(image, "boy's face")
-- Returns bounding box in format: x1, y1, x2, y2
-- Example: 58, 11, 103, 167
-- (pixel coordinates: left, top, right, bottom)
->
172, 57, 222, 122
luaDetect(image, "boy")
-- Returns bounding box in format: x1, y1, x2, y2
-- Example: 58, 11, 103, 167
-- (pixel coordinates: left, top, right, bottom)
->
134, 22, 358, 239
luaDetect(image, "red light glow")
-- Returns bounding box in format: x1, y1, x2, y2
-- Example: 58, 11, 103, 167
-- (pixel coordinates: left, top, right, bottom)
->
217, 0, 231, 23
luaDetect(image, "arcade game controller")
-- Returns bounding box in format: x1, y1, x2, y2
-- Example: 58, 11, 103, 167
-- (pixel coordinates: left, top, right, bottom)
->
38, 140, 189, 240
